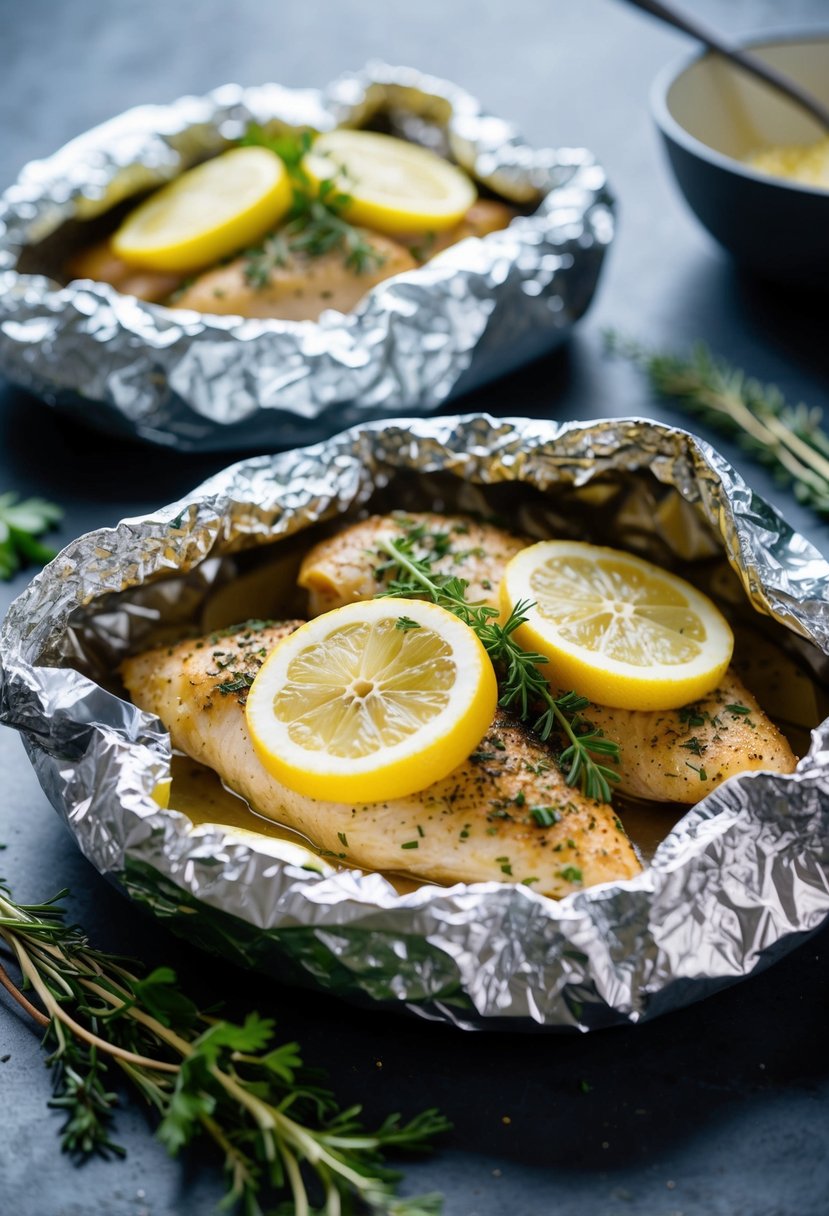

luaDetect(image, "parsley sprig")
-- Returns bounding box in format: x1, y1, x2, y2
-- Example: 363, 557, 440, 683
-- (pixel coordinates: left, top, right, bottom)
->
0, 874, 448, 1213
240, 126, 385, 285
0, 493, 62, 580
375, 531, 621, 803
606, 332, 829, 516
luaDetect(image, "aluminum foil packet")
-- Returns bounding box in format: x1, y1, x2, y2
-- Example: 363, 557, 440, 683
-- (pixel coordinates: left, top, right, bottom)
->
2, 414, 829, 1031
0, 65, 613, 452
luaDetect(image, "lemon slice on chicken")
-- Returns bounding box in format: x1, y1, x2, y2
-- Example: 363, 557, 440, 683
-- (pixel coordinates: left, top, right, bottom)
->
246, 598, 497, 802
112, 147, 292, 273
501, 541, 734, 712
303, 129, 477, 236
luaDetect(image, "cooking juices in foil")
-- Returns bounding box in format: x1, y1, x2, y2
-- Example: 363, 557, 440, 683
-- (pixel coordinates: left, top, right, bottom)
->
0, 64, 613, 452
2, 414, 829, 1030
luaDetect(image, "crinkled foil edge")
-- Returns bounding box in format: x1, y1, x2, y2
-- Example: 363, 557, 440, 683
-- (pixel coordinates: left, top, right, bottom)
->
0, 64, 614, 451
2, 414, 829, 1030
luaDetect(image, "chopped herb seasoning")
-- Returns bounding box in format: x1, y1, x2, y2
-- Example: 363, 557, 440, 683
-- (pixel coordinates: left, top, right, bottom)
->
530, 806, 560, 828
216, 672, 255, 696
559, 866, 583, 884
400, 840, 419, 850
521, 877, 539, 886
337, 832, 348, 848
395, 616, 421, 632
416, 824, 425, 838
680, 736, 705, 756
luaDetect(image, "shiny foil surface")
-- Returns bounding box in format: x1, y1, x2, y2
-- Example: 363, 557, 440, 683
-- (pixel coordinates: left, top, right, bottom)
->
2, 414, 829, 1031
0, 65, 613, 451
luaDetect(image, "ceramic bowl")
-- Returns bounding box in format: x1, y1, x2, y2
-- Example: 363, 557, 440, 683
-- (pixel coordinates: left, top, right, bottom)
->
652, 33, 829, 287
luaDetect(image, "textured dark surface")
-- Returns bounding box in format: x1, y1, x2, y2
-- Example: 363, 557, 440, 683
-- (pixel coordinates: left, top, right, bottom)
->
1, 2, 829, 1214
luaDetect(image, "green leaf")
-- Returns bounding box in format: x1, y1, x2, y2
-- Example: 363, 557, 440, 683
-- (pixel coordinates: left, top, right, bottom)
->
157, 1086, 216, 1154
0, 492, 62, 581
259, 1041, 303, 1084
132, 966, 200, 1030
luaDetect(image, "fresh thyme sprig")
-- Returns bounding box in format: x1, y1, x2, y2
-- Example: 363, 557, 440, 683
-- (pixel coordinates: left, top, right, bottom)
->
0, 493, 63, 580
0, 875, 448, 1214
240, 126, 385, 285
606, 331, 829, 515
375, 532, 621, 804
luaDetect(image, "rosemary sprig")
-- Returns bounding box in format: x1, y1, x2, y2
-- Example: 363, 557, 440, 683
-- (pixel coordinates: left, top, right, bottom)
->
375, 531, 621, 804
0, 874, 448, 1213
240, 126, 385, 286
0, 492, 62, 580
606, 332, 829, 515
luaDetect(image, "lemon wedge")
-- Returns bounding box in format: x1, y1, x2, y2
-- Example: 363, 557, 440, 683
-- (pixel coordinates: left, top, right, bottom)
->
112, 147, 292, 273
245, 598, 496, 803
501, 541, 734, 711
303, 129, 477, 236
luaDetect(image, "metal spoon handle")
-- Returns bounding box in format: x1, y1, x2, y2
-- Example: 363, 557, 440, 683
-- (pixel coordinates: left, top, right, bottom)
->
624, 0, 829, 134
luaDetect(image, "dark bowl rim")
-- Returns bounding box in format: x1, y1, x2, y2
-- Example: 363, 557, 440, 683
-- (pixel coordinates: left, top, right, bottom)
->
650, 28, 829, 200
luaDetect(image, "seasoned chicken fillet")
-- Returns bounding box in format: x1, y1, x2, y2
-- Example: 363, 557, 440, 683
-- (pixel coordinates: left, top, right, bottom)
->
298, 512, 528, 618
299, 511, 794, 805
67, 239, 183, 303
171, 232, 417, 321
401, 199, 517, 259
121, 621, 641, 897
588, 669, 797, 804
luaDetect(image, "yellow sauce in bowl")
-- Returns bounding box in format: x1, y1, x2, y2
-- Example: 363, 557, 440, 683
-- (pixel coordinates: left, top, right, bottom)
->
744, 136, 829, 190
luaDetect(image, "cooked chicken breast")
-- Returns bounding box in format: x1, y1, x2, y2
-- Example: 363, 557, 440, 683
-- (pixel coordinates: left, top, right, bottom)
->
170, 231, 417, 321
402, 199, 517, 260
302, 513, 798, 803
122, 621, 641, 897
588, 669, 797, 804
298, 512, 528, 618
67, 239, 183, 303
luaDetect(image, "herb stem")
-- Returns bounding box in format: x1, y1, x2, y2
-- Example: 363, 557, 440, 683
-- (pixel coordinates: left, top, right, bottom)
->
0, 956, 49, 1026
376, 535, 620, 803
606, 333, 829, 515
4, 932, 179, 1074
0, 871, 449, 1212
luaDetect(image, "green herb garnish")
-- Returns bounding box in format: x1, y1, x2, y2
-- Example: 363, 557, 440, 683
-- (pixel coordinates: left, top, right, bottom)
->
241, 127, 385, 285
0, 871, 448, 1213
606, 332, 829, 515
396, 616, 421, 632
558, 866, 583, 884
0, 493, 62, 580
375, 528, 621, 803
215, 671, 255, 696
530, 806, 560, 828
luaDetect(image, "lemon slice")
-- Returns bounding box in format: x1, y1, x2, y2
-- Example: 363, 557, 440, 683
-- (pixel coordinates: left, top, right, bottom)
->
112, 147, 292, 273
501, 541, 734, 711
303, 129, 477, 236
246, 598, 496, 803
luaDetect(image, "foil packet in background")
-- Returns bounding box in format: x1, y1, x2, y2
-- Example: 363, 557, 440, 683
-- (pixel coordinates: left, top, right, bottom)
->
2, 414, 829, 1032
0, 64, 613, 452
